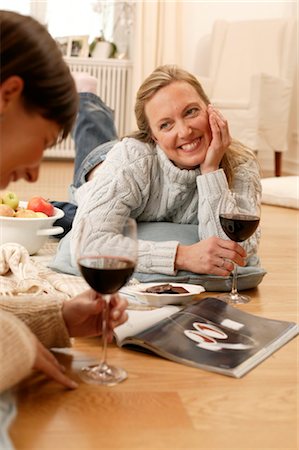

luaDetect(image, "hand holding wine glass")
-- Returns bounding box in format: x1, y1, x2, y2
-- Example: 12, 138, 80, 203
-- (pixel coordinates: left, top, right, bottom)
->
77, 216, 137, 385
218, 189, 260, 304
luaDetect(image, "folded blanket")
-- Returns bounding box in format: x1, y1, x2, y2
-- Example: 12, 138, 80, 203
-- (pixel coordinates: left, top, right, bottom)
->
0, 243, 87, 298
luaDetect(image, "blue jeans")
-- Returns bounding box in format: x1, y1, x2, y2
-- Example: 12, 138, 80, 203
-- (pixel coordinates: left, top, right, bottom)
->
52, 93, 118, 236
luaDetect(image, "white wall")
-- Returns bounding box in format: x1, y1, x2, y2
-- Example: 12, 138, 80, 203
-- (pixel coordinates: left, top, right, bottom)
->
179, 1, 298, 175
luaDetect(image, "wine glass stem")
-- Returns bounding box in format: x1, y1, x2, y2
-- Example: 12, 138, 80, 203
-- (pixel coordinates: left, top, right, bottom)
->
100, 294, 110, 367
231, 263, 238, 296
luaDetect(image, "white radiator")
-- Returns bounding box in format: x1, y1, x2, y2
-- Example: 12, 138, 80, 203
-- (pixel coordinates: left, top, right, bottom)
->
44, 58, 133, 159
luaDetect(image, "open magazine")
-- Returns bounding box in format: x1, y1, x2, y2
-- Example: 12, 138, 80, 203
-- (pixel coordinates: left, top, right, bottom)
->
114, 297, 298, 378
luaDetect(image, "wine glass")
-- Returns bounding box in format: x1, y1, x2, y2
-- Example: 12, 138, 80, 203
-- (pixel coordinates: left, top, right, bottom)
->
218, 189, 260, 304
77, 216, 137, 385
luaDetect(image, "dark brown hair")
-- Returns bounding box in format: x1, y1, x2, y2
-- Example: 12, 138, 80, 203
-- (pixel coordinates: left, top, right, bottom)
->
0, 10, 78, 139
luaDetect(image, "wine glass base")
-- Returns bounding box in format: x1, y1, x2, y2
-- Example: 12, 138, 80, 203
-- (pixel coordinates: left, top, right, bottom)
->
79, 363, 128, 386
217, 292, 251, 305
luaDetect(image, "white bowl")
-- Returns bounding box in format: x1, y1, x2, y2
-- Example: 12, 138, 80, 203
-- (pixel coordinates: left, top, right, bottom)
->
122, 282, 205, 307
0, 201, 64, 255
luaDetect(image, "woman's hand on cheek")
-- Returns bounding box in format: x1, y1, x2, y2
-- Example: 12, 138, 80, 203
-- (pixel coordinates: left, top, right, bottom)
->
200, 105, 232, 174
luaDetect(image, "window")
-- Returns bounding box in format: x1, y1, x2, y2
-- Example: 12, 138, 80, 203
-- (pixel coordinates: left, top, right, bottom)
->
0, 0, 134, 58
0, 0, 30, 15
0, 0, 113, 43
46, 0, 113, 43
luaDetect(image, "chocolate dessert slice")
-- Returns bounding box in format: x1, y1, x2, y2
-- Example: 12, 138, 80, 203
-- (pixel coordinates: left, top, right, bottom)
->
145, 284, 189, 294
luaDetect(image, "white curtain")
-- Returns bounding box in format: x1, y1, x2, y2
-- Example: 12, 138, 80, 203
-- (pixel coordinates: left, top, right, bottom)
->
130, 0, 183, 129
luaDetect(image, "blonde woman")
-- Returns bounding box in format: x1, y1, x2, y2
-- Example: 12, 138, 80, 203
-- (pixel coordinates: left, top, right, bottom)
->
54, 65, 261, 281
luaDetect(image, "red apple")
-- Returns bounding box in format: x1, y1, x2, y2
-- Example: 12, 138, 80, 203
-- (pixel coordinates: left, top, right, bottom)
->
27, 196, 55, 217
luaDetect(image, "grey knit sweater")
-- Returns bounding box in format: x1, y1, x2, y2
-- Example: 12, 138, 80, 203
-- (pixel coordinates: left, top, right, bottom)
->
71, 138, 261, 275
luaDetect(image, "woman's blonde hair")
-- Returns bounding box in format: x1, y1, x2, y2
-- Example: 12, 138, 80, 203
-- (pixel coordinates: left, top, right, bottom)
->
130, 64, 257, 186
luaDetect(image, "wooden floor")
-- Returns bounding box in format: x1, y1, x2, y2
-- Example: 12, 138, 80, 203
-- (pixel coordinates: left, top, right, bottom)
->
9, 203, 298, 450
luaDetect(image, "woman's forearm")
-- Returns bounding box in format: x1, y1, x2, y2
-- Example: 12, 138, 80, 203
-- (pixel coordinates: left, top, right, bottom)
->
0, 297, 71, 349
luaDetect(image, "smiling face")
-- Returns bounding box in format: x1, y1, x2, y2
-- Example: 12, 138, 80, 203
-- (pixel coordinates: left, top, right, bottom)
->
0, 77, 60, 189
145, 81, 212, 170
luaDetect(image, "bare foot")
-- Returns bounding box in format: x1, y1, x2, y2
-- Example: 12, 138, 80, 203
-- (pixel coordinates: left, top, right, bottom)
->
72, 72, 97, 94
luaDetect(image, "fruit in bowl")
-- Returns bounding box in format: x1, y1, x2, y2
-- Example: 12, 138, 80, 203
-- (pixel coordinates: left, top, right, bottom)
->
0, 197, 64, 255
14, 209, 40, 218
2, 191, 19, 210
27, 196, 55, 217
0, 204, 15, 217
0, 192, 55, 219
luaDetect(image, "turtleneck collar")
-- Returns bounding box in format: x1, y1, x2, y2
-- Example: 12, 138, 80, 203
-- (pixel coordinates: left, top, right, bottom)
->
156, 144, 200, 185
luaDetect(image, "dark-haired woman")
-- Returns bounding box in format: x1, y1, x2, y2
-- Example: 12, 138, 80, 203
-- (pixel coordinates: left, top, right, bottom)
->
0, 10, 127, 394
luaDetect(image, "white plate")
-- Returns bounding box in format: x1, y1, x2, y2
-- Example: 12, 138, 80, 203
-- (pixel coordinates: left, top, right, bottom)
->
122, 282, 205, 307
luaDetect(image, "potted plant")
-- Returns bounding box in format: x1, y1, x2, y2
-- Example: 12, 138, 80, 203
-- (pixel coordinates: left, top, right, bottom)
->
89, 32, 117, 59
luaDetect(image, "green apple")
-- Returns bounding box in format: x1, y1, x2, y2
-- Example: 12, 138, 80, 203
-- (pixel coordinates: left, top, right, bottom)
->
3, 191, 19, 210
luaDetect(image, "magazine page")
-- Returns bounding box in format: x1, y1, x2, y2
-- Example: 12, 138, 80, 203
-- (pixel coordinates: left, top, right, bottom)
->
114, 305, 180, 343
118, 297, 298, 378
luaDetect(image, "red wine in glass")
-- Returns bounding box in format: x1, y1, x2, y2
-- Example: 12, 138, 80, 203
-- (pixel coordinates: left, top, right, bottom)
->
218, 190, 261, 305
219, 213, 260, 242
76, 216, 137, 385
79, 256, 135, 294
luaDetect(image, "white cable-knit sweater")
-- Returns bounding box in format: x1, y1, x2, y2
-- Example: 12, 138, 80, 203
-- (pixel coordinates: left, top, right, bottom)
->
71, 138, 261, 274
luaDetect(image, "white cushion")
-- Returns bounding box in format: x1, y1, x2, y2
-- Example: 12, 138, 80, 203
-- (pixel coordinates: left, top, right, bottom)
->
261, 176, 299, 209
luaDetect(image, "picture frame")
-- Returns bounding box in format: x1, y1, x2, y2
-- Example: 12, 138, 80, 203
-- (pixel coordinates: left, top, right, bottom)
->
55, 36, 70, 57
55, 35, 89, 58
68, 35, 89, 58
